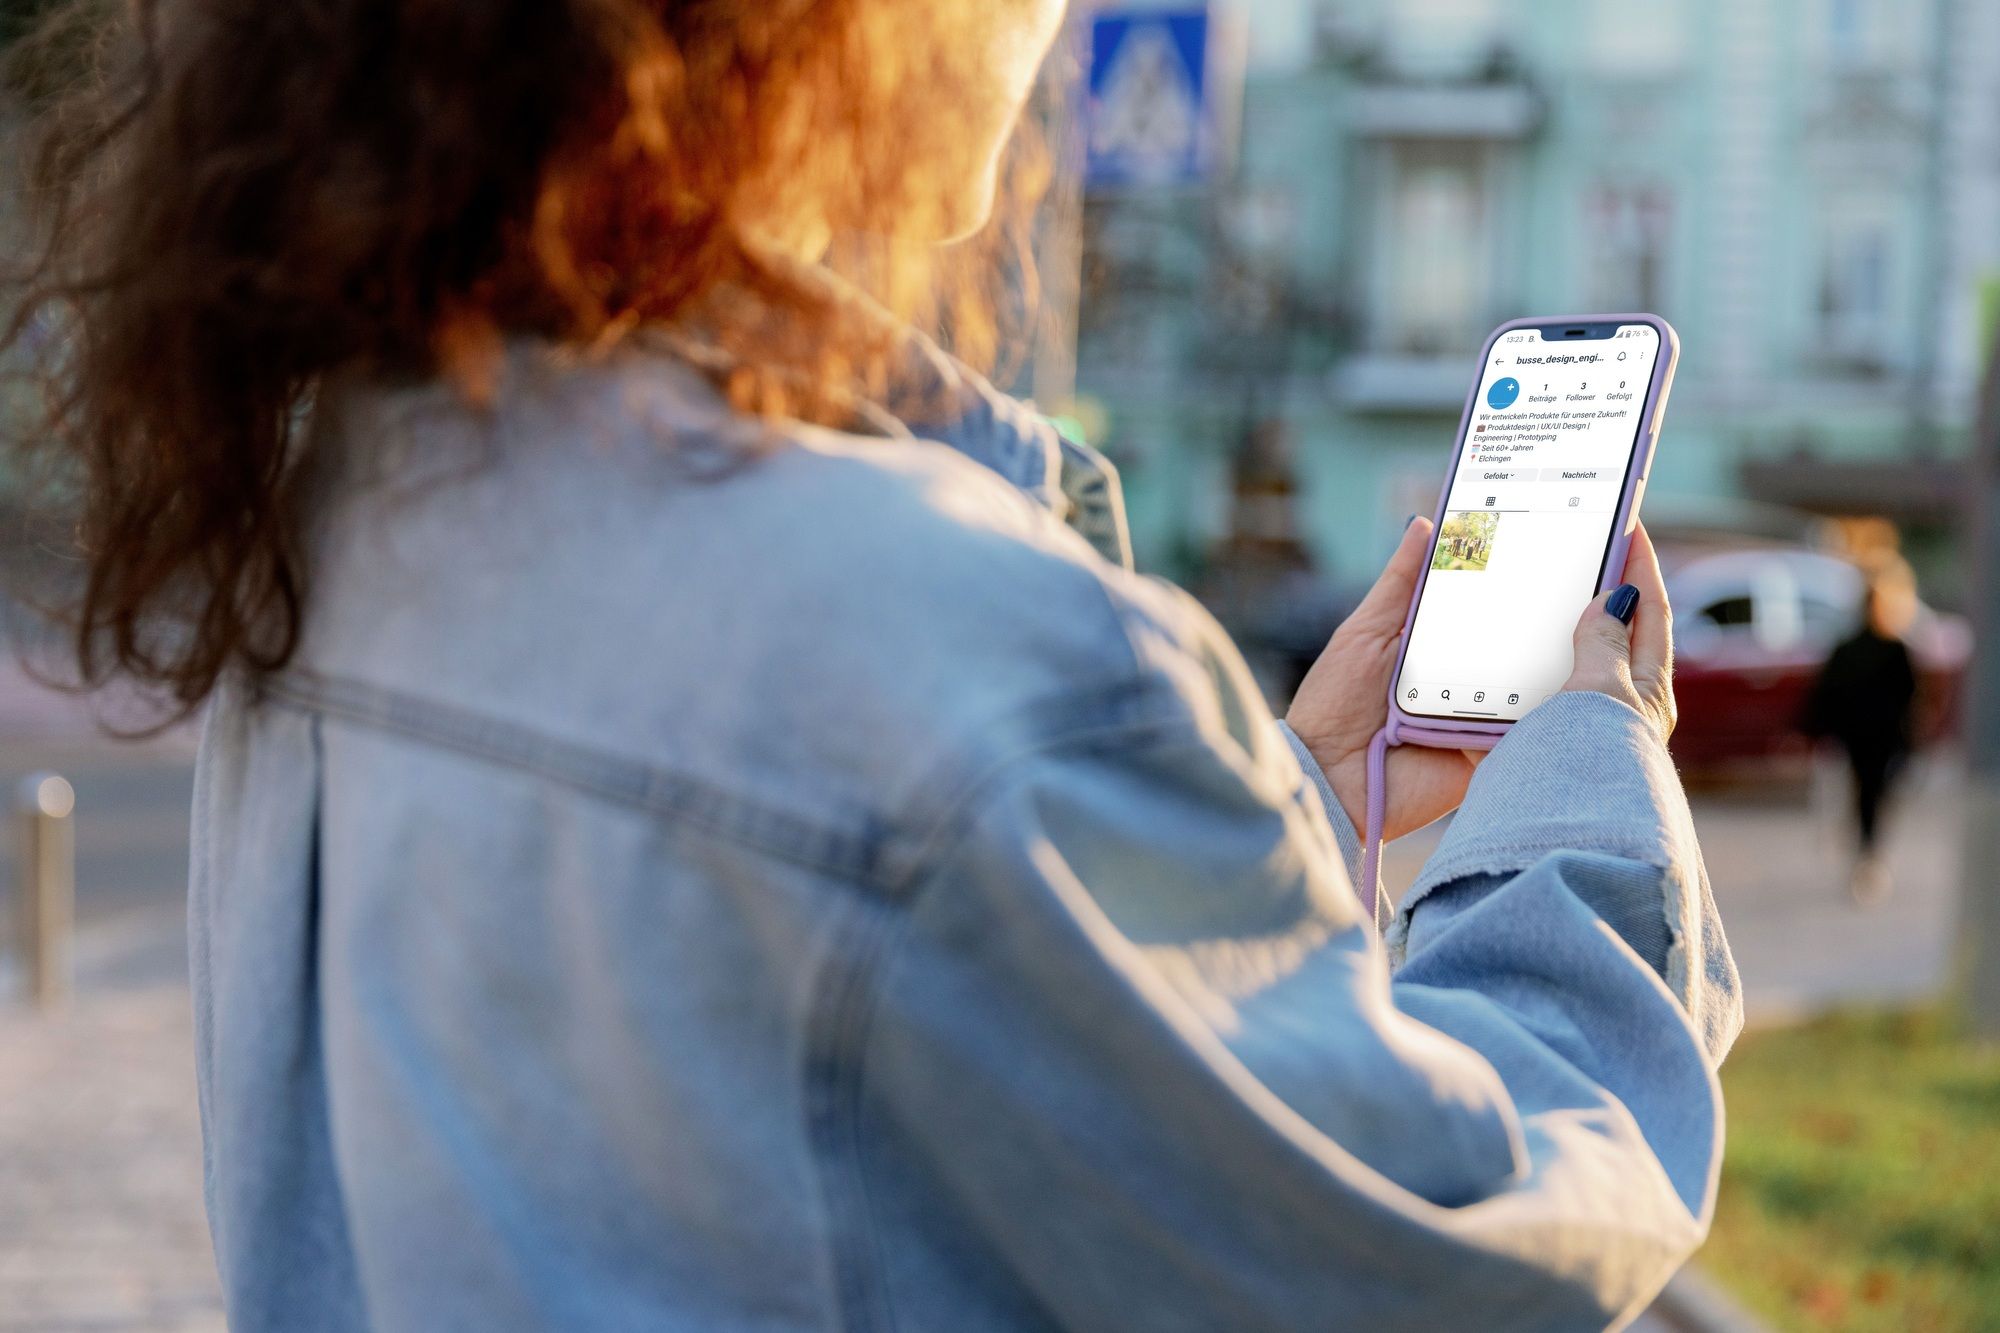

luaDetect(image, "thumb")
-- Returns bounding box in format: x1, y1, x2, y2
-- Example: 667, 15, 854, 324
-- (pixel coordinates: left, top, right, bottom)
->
1568, 583, 1641, 691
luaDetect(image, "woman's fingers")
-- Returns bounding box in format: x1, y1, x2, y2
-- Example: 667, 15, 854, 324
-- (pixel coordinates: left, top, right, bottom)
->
1622, 524, 1672, 688
1339, 517, 1432, 644
1288, 516, 1443, 834
1290, 518, 1431, 751
1561, 524, 1676, 740
1568, 584, 1639, 694
1620, 524, 1677, 736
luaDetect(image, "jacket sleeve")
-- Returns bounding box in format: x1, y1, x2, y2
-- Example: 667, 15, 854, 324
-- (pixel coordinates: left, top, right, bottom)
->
859, 609, 1738, 1332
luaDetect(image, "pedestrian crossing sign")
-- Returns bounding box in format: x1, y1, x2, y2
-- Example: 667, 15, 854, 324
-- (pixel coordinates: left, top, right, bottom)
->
1086, 9, 1215, 190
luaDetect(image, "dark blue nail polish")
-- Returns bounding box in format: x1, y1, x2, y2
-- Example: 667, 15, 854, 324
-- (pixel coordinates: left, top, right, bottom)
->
1404, 513, 1420, 530
1606, 584, 1641, 625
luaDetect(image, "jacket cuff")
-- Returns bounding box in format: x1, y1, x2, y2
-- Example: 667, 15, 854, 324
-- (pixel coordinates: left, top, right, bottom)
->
1276, 720, 1366, 885
1391, 691, 1693, 944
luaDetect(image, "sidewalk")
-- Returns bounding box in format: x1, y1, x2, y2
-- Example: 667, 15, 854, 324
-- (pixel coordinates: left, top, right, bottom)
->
0, 657, 219, 1331
0, 912, 222, 1333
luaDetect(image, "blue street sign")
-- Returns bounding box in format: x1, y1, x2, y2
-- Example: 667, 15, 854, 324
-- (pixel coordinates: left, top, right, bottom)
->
1085, 9, 1214, 191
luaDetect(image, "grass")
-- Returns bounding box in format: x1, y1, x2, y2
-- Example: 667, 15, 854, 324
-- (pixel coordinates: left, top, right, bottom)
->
1702, 1009, 2000, 1332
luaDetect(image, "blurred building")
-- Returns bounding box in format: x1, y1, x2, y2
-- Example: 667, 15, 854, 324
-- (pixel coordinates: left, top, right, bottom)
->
1075, 0, 2000, 604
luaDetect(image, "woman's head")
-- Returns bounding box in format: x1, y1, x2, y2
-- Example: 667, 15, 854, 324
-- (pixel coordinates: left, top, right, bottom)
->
4, 0, 1067, 714
1863, 564, 1918, 639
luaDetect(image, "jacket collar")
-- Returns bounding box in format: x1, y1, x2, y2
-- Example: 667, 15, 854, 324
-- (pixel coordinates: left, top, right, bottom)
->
641, 266, 1134, 571
878, 327, 1133, 573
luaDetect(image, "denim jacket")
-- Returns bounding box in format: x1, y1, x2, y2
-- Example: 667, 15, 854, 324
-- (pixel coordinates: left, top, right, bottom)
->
189, 334, 1741, 1332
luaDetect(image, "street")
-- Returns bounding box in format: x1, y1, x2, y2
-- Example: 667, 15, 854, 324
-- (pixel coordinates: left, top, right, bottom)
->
0, 670, 1963, 1331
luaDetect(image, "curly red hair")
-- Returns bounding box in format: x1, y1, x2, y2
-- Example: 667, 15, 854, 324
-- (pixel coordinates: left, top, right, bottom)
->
3, 0, 1051, 715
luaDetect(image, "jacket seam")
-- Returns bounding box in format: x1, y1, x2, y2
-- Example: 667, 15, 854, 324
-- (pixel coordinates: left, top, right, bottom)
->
261, 670, 899, 888
803, 708, 1224, 1333
261, 668, 1207, 902
878, 674, 1194, 890
802, 894, 910, 1333
878, 564, 1200, 890
187, 691, 223, 1242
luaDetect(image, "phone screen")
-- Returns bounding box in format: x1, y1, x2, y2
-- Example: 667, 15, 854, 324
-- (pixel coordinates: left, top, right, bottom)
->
1395, 323, 1663, 723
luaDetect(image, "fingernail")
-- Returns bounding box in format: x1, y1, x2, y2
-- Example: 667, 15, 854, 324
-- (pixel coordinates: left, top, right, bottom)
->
1606, 584, 1641, 626
1404, 513, 1420, 530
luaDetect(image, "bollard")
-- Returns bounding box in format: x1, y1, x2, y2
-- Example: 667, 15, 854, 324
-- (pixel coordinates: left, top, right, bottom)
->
15, 773, 75, 1009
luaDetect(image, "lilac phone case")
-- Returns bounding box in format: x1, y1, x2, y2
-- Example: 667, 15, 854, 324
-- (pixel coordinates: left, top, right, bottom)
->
1385, 313, 1681, 752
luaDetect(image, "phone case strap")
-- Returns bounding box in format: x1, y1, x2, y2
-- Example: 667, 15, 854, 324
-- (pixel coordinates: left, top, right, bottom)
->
1357, 721, 1503, 929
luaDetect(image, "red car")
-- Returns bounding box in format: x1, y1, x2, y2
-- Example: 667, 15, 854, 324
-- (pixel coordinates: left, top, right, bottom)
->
1663, 546, 1968, 769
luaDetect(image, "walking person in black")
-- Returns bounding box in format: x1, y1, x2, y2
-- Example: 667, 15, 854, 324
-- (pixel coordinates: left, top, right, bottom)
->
1805, 567, 1921, 904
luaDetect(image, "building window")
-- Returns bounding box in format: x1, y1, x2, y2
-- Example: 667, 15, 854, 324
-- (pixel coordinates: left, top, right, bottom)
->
1380, 144, 1490, 355
1587, 187, 1672, 314
1817, 215, 1895, 369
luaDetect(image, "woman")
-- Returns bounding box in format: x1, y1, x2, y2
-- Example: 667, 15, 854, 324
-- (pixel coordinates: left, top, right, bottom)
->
8, 2, 1738, 1329
1805, 567, 1922, 903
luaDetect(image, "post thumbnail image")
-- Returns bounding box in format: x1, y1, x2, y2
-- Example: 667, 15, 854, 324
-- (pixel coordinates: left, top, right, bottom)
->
1430, 510, 1501, 572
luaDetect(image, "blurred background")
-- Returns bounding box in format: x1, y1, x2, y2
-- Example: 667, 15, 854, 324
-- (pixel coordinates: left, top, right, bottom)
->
2, 2, 1998, 1331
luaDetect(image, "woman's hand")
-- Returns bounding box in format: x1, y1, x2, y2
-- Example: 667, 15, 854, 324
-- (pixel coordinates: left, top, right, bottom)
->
1563, 523, 1677, 744
1286, 519, 1677, 841
1285, 518, 1482, 842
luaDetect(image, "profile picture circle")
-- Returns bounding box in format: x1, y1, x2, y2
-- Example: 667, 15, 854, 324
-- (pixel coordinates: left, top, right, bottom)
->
1487, 377, 1521, 410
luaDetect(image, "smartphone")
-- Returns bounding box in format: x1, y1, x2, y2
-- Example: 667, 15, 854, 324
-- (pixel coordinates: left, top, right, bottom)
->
1390, 314, 1679, 738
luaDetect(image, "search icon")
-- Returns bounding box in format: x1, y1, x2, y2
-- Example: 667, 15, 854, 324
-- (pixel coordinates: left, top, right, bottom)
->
1617, 351, 1628, 361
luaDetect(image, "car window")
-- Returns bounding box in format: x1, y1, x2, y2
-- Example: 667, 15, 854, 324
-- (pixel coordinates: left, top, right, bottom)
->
1799, 593, 1857, 642
1698, 596, 1756, 629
